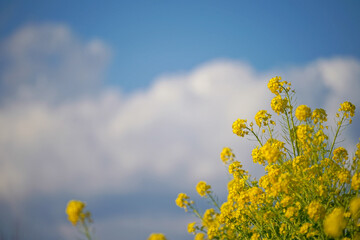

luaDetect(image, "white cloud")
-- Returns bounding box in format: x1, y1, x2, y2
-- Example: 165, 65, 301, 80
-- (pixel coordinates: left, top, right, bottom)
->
1, 23, 360, 240
0, 23, 111, 103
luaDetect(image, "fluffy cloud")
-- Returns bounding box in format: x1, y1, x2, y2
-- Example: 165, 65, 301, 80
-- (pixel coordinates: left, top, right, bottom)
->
0, 23, 110, 103
0, 23, 359, 240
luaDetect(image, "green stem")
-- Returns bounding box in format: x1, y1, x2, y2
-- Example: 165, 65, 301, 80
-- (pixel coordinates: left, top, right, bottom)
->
284, 110, 296, 158
189, 205, 203, 220
247, 127, 263, 146
329, 115, 345, 157
283, 87, 299, 156
267, 124, 273, 140
82, 221, 92, 240
208, 193, 221, 212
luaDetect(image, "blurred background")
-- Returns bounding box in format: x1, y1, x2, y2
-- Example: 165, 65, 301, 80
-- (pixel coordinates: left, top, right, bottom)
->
0, 1, 360, 239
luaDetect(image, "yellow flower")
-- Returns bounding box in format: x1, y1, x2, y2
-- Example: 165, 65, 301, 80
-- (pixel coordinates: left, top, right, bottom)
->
350, 197, 360, 220
220, 147, 235, 163
352, 173, 360, 190
279, 223, 287, 234
251, 232, 260, 240
299, 223, 312, 234
232, 119, 249, 137
323, 208, 347, 238
307, 201, 325, 221
252, 146, 264, 165
196, 181, 211, 197
333, 147, 348, 163
280, 195, 293, 208
175, 193, 191, 210
312, 108, 327, 124
255, 110, 271, 127
194, 233, 205, 240
338, 169, 350, 184
148, 233, 167, 240
202, 208, 217, 228
271, 95, 288, 115
66, 200, 86, 226
260, 139, 285, 164
188, 222, 196, 234
268, 76, 290, 95
295, 105, 311, 121
285, 206, 298, 219
228, 161, 245, 177
339, 101, 355, 118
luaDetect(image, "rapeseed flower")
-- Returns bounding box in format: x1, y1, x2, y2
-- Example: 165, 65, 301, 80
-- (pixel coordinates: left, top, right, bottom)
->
255, 110, 271, 127
232, 119, 248, 137
66, 200, 86, 226
196, 181, 211, 197
148, 233, 167, 240
295, 105, 311, 121
220, 147, 235, 163
194, 233, 205, 240
270, 95, 288, 115
324, 208, 347, 238
171, 77, 359, 240
339, 101, 355, 118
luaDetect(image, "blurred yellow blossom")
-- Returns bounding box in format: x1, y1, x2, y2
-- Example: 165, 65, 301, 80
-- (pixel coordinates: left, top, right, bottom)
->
295, 105, 311, 121
324, 208, 347, 238
148, 233, 167, 240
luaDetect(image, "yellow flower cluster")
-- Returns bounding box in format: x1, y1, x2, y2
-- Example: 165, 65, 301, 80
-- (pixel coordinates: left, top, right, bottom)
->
254, 110, 271, 127
172, 77, 359, 240
295, 105, 311, 121
312, 108, 327, 124
175, 193, 192, 211
147, 233, 167, 240
66, 200, 87, 226
232, 119, 248, 137
196, 181, 211, 197
270, 95, 288, 115
220, 147, 235, 163
340, 101, 356, 118
323, 208, 347, 238
267, 76, 290, 95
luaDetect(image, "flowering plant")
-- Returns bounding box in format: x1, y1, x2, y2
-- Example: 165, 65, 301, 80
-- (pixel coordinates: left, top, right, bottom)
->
173, 77, 360, 240
66, 77, 360, 240
66, 200, 93, 240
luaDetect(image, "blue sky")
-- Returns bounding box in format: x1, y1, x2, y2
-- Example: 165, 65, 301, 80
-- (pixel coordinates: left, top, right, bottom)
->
2, 0, 360, 90
0, 1, 360, 240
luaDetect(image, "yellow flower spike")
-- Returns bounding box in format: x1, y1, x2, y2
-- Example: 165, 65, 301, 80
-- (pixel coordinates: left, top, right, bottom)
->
312, 108, 327, 124
175, 193, 191, 210
260, 139, 285, 164
251, 233, 260, 240
220, 147, 235, 164
196, 181, 211, 197
340, 101, 356, 117
255, 110, 271, 127
323, 208, 347, 238
267, 76, 289, 95
333, 147, 348, 163
148, 233, 167, 240
295, 105, 311, 121
194, 233, 205, 240
299, 223, 312, 234
232, 119, 249, 137
187, 222, 196, 234
252, 146, 264, 165
270, 95, 288, 115
307, 201, 325, 221
66, 200, 86, 226
352, 173, 360, 190
350, 197, 360, 219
